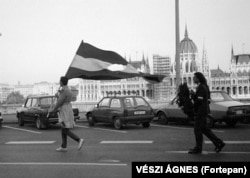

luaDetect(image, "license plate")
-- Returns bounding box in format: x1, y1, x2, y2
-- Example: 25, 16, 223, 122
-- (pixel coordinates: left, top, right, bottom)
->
236, 110, 243, 115
134, 111, 146, 115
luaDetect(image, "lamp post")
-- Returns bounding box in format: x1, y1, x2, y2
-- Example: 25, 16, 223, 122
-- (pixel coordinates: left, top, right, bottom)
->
175, 0, 181, 91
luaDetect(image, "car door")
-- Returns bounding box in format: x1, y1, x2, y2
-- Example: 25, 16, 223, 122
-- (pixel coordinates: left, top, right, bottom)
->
134, 97, 151, 116
123, 97, 136, 118
167, 97, 186, 118
107, 98, 122, 122
29, 98, 40, 121
94, 98, 110, 121
22, 98, 32, 121
209, 92, 229, 119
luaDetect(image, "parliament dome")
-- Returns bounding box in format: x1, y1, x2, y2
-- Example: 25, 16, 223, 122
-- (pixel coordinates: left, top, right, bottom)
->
180, 27, 198, 54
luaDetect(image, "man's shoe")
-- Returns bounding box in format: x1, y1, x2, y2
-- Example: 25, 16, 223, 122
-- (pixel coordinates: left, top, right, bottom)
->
56, 147, 67, 152
188, 148, 202, 154
78, 139, 84, 150
215, 142, 225, 153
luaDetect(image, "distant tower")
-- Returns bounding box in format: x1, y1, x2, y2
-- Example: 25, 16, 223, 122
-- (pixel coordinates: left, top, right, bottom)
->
201, 40, 210, 85
201, 40, 210, 74
231, 45, 234, 62
146, 55, 150, 73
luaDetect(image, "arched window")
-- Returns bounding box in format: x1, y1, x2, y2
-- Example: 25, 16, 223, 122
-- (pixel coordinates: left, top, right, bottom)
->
227, 87, 230, 95
185, 62, 189, 73
244, 86, 248, 94
239, 86, 242, 95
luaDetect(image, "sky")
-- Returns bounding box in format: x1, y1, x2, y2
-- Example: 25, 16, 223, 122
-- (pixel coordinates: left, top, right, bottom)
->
1, 0, 250, 85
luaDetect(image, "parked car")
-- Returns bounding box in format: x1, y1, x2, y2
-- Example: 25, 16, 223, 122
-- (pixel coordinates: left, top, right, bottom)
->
154, 91, 250, 127
86, 96, 154, 129
16, 95, 80, 129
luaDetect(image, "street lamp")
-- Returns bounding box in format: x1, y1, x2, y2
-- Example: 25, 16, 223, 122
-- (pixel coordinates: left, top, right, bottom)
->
175, 0, 181, 90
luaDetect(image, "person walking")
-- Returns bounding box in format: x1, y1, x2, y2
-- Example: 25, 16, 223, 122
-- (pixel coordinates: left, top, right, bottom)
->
188, 72, 225, 154
49, 76, 84, 152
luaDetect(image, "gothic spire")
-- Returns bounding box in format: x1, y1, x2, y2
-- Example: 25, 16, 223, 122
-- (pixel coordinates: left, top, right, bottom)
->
184, 24, 188, 38
231, 45, 234, 62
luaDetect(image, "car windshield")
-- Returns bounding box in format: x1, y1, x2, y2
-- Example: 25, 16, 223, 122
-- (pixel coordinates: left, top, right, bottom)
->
210, 92, 233, 102
134, 97, 149, 106
40, 97, 57, 106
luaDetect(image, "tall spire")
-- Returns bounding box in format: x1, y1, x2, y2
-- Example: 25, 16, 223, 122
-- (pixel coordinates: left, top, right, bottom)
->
231, 44, 235, 62
184, 24, 188, 38
202, 38, 209, 74
142, 52, 145, 64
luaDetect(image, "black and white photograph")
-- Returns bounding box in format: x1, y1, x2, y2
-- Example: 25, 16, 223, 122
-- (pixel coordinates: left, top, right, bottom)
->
0, 0, 250, 177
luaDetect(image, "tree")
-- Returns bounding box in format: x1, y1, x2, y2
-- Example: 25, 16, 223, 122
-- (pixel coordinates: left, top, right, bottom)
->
6, 92, 25, 104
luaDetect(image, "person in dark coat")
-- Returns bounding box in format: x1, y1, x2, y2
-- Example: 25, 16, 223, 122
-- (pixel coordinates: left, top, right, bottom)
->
49, 76, 84, 152
188, 72, 225, 154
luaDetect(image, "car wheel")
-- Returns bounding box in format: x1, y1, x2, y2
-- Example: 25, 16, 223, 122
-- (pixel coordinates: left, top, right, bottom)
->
17, 113, 24, 126
113, 118, 123, 130
142, 122, 150, 128
87, 113, 95, 126
36, 117, 42, 130
206, 115, 214, 128
157, 112, 168, 124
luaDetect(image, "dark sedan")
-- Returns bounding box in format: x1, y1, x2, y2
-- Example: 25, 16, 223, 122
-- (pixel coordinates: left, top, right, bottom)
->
16, 95, 80, 129
86, 96, 154, 129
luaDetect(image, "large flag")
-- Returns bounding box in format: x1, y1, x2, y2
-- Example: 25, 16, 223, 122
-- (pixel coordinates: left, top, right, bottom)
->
65, 41, 165, 83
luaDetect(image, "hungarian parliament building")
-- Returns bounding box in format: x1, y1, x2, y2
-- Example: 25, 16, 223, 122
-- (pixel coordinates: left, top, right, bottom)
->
76, 27, 250, 102
1, 28, 250, 103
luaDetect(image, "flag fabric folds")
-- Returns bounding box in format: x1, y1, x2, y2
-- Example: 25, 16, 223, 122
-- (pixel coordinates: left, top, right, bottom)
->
65, 41, 165, 83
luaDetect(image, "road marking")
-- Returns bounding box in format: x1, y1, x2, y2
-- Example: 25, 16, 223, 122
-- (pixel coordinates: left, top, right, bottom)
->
151, 124, 191, 130
3, 126, 41, 134
5, 141, 55, 145
151, 124, 224, 133
99, 160, 121, 163
75, 125, 89, 128
100, 140, 153, 144
0, 162, 127, 166
205, 141, 250, 144
75, 125, 127, 133
94, 128, 127, 134
166, 151, 250, 154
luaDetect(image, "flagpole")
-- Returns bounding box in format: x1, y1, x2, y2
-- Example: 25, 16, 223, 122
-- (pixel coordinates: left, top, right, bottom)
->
175, 0, 181, 91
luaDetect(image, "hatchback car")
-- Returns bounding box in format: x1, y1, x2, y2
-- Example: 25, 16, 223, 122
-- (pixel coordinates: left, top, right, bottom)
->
86, 96, 154, 129
16, 95, 80, 129
154, 91, 250, 127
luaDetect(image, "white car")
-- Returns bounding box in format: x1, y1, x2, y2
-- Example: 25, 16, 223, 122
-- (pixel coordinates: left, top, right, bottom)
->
154, 91, 250, 127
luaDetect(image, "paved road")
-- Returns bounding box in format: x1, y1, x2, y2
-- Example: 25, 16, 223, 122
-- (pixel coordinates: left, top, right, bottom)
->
1, 115, 250, 178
